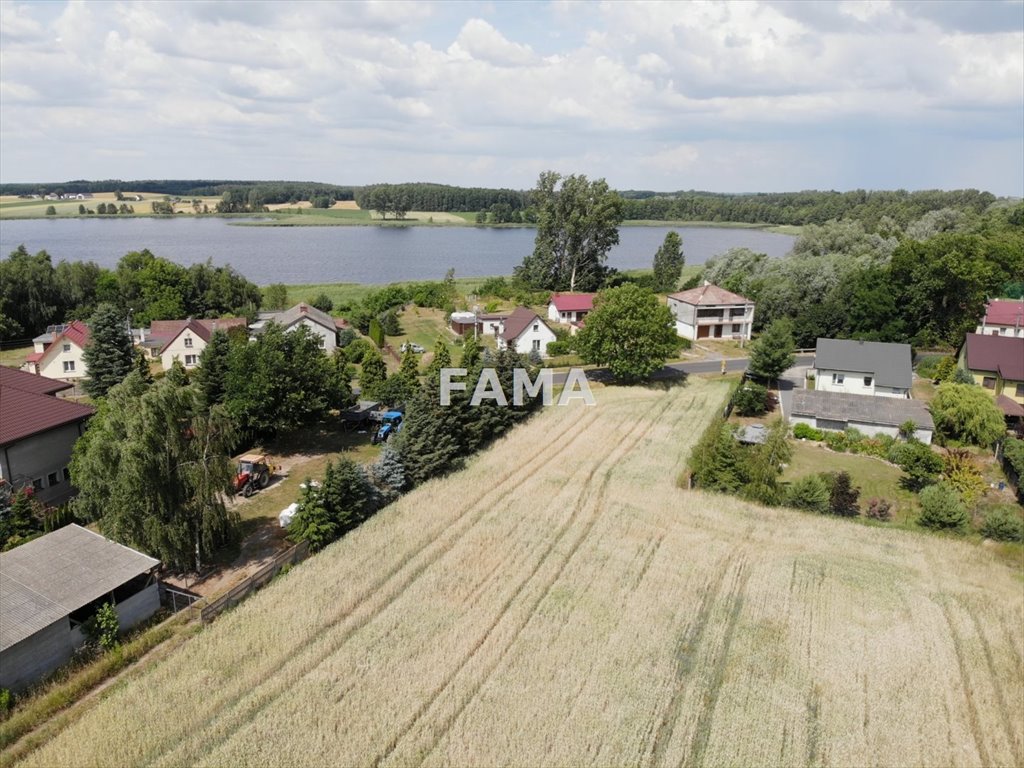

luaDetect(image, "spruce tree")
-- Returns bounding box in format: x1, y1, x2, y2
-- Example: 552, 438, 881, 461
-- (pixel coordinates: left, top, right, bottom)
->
426, 340, 452, 382
460, 333, 481, 369
194, 329, 231, 406
652, 231, 684, 292
828, 471, 861, 516
747, 318, 796, 382
359, 347, 388, 401
83, 302, 134, 398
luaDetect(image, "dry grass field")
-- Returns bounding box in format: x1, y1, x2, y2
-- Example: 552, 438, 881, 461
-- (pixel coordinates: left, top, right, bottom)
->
14, 379, 1024, 768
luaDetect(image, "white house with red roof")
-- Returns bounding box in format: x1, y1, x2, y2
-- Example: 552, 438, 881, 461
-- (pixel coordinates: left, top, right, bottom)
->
667, 283, 755, 341
156, 317, 248, 370
0, 367, 94, 506
22, 320, 91, 383
976, 299, 1024, 338
496, 307, 557, 357
547, 293, 595, 325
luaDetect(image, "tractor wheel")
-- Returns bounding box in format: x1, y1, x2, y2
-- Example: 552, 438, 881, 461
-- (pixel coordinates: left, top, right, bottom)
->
258, 471, 271, 489
243, 481, 256, 498
371, 434, 379, 445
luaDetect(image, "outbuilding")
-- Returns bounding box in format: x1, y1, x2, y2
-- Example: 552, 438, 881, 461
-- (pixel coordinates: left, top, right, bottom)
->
789, 389, 934, 444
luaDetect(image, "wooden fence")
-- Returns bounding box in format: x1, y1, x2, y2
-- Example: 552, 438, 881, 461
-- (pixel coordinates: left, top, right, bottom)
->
199, 541, 310, 623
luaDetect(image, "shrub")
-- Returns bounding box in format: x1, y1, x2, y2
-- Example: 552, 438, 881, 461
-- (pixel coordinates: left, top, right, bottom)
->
310, 293, 334, 313
793, 423, 824, 441
918, 483, 968, 530
784, 475, 830, 513
941, 448, 986, 508
865, 498, 893, 521
0, 687, 12, 716
890, 440, 944, 490
379, 310, 401, 336
828, 471, 860, 516
83, 603, 120, 651
546, 340, 573, 357
979, 506, 1024, 542
823, 430, 849, 453
731, 382, 769, 417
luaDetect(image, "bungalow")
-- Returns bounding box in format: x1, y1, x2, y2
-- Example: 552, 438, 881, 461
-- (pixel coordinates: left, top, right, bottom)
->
0, 524, 160, 692
477, 312, 509, 337
976, 299, 1024, 338
790, 390, 934, 444
547, 293, 595, 325
0, 367, 94, 506
251, 303, 346, 353
22, 320, 90, 384
157, 317, 248, 371
958, 333, 1024, 418
667, 283, 754, 341
812, 338, 912, 399
496, 307, 557, 358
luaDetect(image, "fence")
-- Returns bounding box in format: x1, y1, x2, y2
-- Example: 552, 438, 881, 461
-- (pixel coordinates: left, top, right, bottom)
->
199, 541, 311, 623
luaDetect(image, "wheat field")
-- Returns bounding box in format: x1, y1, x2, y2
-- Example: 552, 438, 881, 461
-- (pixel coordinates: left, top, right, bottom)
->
14, 380, 1024, 768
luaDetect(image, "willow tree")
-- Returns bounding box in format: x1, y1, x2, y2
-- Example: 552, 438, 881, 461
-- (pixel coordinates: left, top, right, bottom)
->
71, 371, 239, 571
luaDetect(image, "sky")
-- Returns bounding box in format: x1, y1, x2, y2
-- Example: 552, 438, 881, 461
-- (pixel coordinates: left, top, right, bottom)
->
1, 0, 1022, 195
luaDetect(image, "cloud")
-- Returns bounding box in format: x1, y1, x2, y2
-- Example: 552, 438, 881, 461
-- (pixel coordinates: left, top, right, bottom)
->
450, 18, 536, 66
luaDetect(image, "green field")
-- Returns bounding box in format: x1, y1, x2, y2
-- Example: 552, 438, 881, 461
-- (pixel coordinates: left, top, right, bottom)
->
284, 277, 495, 309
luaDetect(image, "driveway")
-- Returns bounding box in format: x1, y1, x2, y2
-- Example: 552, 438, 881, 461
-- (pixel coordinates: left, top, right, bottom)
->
776, 365, 811, 419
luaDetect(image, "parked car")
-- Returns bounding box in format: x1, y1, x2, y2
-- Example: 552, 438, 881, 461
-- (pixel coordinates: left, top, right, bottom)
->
400, 342, 425, 353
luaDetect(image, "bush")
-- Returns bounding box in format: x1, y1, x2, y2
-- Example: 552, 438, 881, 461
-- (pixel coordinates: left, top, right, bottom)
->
793, 423, 824, 441
865, 498, 893, 521
0, 687, 12, 716
979, 506, 1024, 542
918, 483, 968, 530
828, 471, 860, 516
890, 440, 944, 490
379, 310, 401, 336
731, 382, 769, 417
941, 448, 986, 508
546, 340, 574, 357
823, 431, 849, 453
784, 475, 830, 513
83, 603, 120, 651
310, 293, 334, 313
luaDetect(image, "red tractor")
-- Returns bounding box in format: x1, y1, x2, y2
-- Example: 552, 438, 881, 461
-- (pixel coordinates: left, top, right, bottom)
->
234, 454, 274, 497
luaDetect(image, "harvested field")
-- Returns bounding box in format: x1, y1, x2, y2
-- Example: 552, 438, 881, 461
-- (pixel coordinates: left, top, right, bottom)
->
15, 379, 1024, 768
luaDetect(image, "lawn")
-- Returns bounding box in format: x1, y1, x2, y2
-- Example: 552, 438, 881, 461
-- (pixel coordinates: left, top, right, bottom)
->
283, 276, 497, 311
0, 344, 32, 368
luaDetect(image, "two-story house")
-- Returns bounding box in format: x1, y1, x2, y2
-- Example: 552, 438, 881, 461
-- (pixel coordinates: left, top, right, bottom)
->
496, 307, 557, 358
976, 299, 1024, 338
667, 283, 754, 341
155, 317, 248, 371
959, 333, 1024, 419
812, 338, 912, 399
22, 321, 90, 384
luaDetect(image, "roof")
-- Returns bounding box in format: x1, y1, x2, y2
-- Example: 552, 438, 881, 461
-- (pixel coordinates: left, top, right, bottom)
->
261, 303, 337, 333
791, 390, 934, 431
668, 283, 752, 307
500, 307, 547, 342
996, 394, 1024, 418
0, 524, 159, 651
736, 424, 768, 444
982, 299, 1024, 328
549, 293, 595, 312
0, 385, 94, 446
0, 366, 72, 396
60, 320, 90, 349
962, 333, 1024, 381
154, 317, 248, 354
814, 338, 912, 389
25, 352, 44, 363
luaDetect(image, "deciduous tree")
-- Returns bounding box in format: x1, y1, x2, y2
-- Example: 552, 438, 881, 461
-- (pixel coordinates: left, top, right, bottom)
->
652, 231, 684, 292
747, 318, 796, 382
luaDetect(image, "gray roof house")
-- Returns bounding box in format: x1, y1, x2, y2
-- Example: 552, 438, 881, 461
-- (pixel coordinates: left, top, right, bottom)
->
250, 303, 348, 353
0, 525, 161, 691
790, 389, 934, 444
812, 338, 913, 398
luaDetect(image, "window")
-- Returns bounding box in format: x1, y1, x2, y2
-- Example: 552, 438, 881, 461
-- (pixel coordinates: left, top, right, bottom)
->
63, 467, 71, 481
32, 478, 43, 491
318, 336, 326, 349
183, 336, 193, 348
532, 339, 541, 352
982, 376, 996, 390
184, 354, 198, 367
864, 376, 873, 387
732, 324, 741, 333
63, 360, 75, 373
62, 343, 71, 352
48, 472, 59, 487
1017, 382, 1024, 397
533, 323, 539, 332
832, 373, 844, 385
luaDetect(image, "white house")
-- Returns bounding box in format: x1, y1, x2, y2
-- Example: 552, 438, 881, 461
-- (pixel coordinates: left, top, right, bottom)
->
477, 313, 508, 337
789, 390, 934, 444
250, 303, 346, 353
976, 299, 1024, 338
22, 320, 90, 383
157, 317, 248, 371
496, 307, 557, 357
547, 293, 595, 325
667, 283, 754, 341
812, 338, 912, 399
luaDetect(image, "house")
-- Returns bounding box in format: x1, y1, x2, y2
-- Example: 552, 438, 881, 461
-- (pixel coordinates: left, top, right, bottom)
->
0, 367, 95, 506
250, 303, 346, 353
0, 524, 160, 691
789, 390, 934, 444
21, 320, 90, 383
547, 293, 595, 325
958, 334, 1024, 418
153, 317, 248, 370
812, 338, 912, 399
496, 307, 557, 358
667, 283, 754, 341
976, 299, 1024, 338
477, 312, 508, 337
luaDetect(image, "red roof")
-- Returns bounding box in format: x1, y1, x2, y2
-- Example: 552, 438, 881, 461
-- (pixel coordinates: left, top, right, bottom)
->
983, 299, 1024, 327
61, 320, 90, 349
668, 283, 752, 306
963, 333, 1024, 381
549, 293, 595, 313
996, 395, 1024, 418
155, 317, 248, 354
25, 352, 44, 363
0, 384, 94, 446
0, 366, 72, 396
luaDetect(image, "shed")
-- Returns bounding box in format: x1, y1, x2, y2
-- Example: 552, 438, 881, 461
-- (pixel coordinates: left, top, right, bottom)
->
789, 390, 934, 444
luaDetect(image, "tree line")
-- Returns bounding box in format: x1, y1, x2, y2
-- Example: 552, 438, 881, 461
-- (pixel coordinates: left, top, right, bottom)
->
354, 183, 530, 214
0, 246, 262, 342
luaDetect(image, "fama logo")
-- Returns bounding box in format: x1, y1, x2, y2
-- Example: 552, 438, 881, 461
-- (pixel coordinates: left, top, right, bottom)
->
439, 368, 596, 407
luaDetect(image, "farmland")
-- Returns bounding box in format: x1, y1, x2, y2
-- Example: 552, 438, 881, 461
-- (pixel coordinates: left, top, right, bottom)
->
14, 379, 1024, 768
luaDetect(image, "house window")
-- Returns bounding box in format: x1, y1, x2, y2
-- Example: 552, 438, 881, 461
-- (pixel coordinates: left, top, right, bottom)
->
48, 472, 59, 487
864, 376, 873, 387
732, 324, 741, 333
62, 343, 71, 352
832, 373, 844, 385
184, 337, 193, 348
318, 336, 326, 349
63, 360, 75, 373
982, 376, 996, 390
1017, 383, 1024, 397
184, 354, 198, 367
63, 467, 71, 481
32, 478, 43, 491
532, 339, 541, 352
533, 323, 539, 332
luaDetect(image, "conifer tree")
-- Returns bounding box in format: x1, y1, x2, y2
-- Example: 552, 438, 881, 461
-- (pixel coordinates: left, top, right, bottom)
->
460, 333, 481, 369
359, 347, 388, 401
194, 329, 231, 406
652, 231, 685, 292
83, 302, 134, 398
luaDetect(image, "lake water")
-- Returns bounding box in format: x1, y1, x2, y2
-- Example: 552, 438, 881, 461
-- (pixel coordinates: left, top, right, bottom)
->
0, 218, 795, 285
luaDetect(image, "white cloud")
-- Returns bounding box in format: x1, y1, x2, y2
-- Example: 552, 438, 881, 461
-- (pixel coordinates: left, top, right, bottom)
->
450, 18, 535, 66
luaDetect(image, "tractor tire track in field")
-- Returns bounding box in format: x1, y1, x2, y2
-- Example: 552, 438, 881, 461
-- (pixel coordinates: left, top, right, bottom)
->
146, 407, 606, 767
374, 392, 680, 768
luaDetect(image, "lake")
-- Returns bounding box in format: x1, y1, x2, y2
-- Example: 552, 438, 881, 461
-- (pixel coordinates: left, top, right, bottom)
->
0, 218, 795, 285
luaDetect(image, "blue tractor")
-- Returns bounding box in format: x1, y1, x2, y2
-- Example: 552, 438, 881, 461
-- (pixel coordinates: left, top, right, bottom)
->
371, 410, 404, 444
